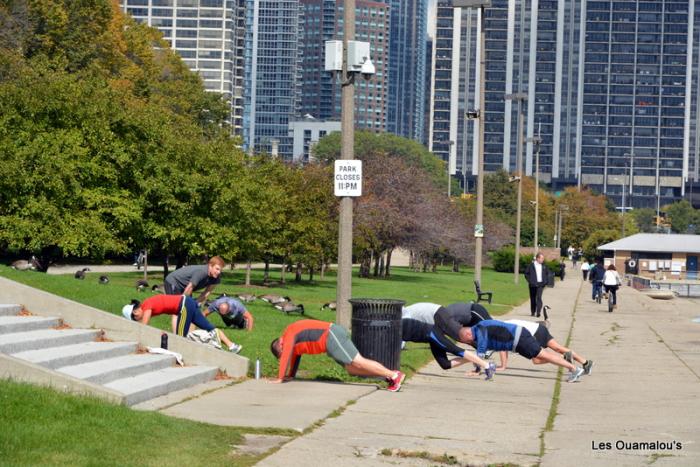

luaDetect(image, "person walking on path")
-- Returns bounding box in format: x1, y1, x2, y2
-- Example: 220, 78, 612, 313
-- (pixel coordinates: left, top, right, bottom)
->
122, 294, 242, 352
204, 296, 254, 330
524, 253, 551, 317
163, 256, 224, 305
498, 319, 593, 375
580, 260, 590, 281
603, 264, 622, 310
460, 320, 585, 383
589, 259, 605, 301
402, 317, 496, 379
269, 320, 407, 391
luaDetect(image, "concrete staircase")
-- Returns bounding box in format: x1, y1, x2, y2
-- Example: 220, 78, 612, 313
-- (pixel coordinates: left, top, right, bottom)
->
0, 304, 218, 406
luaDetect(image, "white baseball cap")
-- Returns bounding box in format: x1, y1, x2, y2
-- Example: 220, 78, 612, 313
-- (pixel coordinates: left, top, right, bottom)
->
122, 304, 135, 320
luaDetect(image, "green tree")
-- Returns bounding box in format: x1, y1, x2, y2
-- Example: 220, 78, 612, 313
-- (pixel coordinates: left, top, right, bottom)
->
663, 200, 699, 234
630, 207, 656, 233
582, 229, 620, 260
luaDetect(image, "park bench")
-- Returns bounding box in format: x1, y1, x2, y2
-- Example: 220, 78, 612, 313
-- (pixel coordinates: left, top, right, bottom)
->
474, 280, 493, 304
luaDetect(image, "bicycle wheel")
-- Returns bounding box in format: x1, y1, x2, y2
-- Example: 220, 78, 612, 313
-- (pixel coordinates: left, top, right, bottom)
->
608, 292, 613, 312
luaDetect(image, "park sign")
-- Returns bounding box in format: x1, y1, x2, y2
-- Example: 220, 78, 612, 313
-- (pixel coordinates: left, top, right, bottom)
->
334, 160, 362, 197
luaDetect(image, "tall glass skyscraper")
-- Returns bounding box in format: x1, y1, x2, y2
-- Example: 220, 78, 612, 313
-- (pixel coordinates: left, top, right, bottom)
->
243, 0, 302, 157
120, 0, 246, 136
298, 0, 390, 132
384, 0, 429, 142
430, 0, 700, 208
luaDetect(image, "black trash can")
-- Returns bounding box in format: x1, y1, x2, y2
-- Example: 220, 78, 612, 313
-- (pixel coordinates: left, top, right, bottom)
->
349, 298, 404, 371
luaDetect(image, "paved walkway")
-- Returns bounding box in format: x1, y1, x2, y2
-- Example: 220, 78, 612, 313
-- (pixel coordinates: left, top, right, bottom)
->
154, 272, 700, 465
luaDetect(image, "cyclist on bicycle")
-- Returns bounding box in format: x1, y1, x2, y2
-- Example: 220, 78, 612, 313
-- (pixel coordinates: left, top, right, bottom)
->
589, 259, 605, 301
603, 264, 622, 310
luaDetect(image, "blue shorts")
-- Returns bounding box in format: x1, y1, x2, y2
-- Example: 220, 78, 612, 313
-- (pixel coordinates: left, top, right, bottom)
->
175, 297, 214, 337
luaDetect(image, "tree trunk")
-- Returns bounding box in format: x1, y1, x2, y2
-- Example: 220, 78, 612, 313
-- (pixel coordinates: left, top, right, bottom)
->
263, 258, 270, 284
320, 261, 326, 280
280, 260, 286, 284
245, 260, 252, 286
359, 250, 371, 278
163, 255, 170, 280
378, 252, 385, 277
308, 266, 314, 281
295, 262, 302, 282
452, 258, 460, 272
385, 249, 393, 277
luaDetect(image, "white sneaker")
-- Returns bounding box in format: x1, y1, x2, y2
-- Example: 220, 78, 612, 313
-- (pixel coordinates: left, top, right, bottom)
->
567, 367, 585, 383
229, 343, 242, 354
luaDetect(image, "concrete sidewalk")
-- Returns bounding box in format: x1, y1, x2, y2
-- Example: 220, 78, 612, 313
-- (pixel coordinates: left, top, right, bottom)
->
253, 275, 698, 466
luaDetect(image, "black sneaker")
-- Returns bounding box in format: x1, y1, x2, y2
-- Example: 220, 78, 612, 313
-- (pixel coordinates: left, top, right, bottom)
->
583, 360, 594, 375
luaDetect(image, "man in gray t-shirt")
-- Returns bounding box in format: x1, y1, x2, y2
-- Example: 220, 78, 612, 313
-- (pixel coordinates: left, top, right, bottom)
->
164, 256, 224, 304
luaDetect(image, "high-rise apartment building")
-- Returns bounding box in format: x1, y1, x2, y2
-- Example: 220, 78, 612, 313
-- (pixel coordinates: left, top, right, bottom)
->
120, 0, 246, 136
429, 0, 700, 208
243, 0, 301, 157
298, 0, 389, 132
384, 0, 429, 142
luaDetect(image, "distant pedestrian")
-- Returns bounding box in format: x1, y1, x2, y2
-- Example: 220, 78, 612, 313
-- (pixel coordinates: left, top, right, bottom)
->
559, 262, 566, 281
164, 256, 224, 305
580, 260, 590, 281
524, 253, 552, 317
589, 259, 606, 300
603, 264, 622, 310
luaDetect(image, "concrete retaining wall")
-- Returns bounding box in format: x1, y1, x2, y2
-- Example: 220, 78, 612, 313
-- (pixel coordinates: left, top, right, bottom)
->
0, 276, 248, 378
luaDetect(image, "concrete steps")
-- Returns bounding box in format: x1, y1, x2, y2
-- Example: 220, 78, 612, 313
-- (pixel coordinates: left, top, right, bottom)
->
0, 315, 61, 334
0, 304, 220, 406
105, 366, 219, 406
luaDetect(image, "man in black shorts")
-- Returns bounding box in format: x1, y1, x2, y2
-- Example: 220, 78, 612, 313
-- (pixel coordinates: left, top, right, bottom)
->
459, 319, 585, 383
401, 317, 495, 379
497, 319, 593, 375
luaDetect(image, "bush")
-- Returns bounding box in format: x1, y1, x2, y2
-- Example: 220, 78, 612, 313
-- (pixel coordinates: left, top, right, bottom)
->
490, 246, 533, 273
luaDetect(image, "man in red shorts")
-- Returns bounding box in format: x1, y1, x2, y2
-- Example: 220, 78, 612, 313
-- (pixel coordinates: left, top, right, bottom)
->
122, 294, 242, 353
269, 319, 405, 392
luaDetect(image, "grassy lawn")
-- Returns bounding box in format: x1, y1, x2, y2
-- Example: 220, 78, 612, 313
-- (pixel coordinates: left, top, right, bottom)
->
0, 379, 284, 467
0, 264, 527, 381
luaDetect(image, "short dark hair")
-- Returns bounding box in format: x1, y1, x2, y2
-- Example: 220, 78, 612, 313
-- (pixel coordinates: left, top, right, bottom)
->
270, 338, 281, 359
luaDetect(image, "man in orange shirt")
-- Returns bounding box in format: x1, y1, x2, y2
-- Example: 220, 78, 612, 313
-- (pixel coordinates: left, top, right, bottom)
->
122, 294, 242, 353
270, 319, 405, 392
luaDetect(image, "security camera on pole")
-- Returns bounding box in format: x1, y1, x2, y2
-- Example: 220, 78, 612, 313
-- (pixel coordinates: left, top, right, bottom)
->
324, 5, 375, 328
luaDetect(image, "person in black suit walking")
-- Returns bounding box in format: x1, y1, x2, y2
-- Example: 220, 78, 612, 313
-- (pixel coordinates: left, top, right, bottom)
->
524, 253, 551, 317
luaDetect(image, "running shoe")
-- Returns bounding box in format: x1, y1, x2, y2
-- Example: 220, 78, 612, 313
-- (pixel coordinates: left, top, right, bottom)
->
567, 367, 585, 383
563, 350, 573, 364
583, 360, 594, 375
484, 362, 496, 381
484, 350, 494, 359
229, 343, 242, 354
387, 371, 406, 392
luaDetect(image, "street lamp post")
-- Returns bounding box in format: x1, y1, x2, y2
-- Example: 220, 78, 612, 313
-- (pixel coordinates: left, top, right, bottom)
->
505, 92, 527, 284
527, 131, 542, 251
452, 1, 491, 282
336, 0, 356, 329
448, 140, 455, 197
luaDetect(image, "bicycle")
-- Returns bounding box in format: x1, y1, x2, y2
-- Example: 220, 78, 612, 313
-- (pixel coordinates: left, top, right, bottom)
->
607, 288, 614, 313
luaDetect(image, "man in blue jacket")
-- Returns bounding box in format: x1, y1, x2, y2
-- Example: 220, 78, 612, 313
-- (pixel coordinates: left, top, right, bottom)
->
589, 259, 606, 300
459, 320, 585, 383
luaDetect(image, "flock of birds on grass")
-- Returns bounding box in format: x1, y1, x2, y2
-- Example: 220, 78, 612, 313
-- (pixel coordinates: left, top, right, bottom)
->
10, 261, 337, 315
